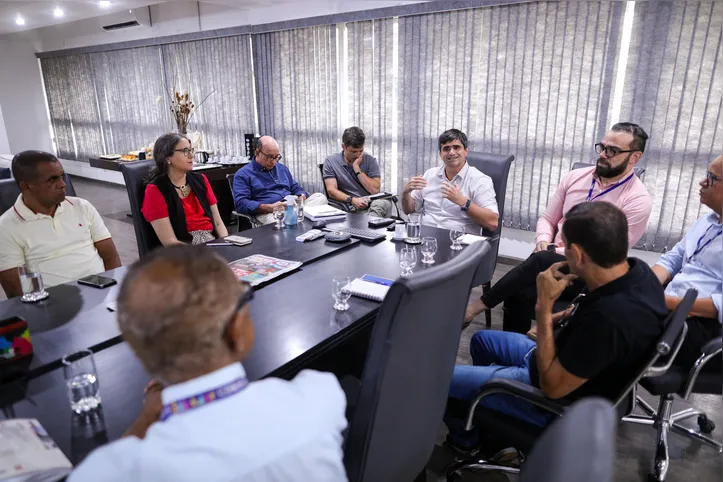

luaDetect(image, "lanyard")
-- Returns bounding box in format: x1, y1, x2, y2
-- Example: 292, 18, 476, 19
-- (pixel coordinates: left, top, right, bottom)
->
587, 172, 635, 202
160, 377, 249, 421
687, 224, 722, 263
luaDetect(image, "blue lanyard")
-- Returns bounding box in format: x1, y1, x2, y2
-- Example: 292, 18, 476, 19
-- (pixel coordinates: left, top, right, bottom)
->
160, 377, 249, 421
687, 224, 722, 263
587, 172, 635, 202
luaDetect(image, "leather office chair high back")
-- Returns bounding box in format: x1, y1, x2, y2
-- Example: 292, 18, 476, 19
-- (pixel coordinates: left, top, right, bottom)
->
317, 163, 352, 212
344, 241, 491, 482
0, 167, 11, 180
571, 161, 646, 182
0, 173, 76, 215
519, 398, 616, 482
119, 160, 161, 258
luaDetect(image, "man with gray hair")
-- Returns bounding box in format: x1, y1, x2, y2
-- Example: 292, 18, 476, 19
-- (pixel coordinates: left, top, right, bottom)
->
69, 245, 348, 482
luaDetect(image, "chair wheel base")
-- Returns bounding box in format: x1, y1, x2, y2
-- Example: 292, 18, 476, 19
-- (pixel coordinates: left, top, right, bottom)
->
698, 414, 715, 434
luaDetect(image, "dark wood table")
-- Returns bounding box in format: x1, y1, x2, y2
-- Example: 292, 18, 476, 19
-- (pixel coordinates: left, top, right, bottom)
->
0, 214, 498, 464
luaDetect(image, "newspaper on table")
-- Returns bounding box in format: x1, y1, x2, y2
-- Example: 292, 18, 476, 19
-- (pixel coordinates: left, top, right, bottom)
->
0, 419, 72, 482
227, 254, 302, 286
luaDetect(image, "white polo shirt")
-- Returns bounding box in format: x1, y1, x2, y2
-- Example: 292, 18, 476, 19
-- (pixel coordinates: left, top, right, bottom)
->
0, 195, 111, 287
410, 162, 498, 234
68, 364, 348, 482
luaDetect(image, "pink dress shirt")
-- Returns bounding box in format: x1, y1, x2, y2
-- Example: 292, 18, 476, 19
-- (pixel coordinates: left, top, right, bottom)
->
536, 166, 652, 252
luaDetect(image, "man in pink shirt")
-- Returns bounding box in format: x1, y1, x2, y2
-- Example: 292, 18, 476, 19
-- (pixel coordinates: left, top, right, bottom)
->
465, 123, 653, 333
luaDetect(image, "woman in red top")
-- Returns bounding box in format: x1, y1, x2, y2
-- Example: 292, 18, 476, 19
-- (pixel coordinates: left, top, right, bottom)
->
141, 133, 228, 246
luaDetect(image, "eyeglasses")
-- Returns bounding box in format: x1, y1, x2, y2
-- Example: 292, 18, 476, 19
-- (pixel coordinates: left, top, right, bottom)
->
174, 148, 196, 157
705, 171, 722, 186
594, 143, 638, 158
221, 285, 254, 341
259, 150, 283, 162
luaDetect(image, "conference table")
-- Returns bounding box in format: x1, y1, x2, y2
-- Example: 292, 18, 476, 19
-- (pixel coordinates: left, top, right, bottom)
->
0, 214, 498, 466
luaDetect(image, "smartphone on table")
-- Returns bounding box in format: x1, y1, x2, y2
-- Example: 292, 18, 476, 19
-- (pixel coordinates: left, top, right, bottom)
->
77, 275, 117, 289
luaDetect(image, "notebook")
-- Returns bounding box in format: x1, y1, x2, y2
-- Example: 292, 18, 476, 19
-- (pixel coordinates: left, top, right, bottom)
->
303, 204, 347, 221
0, 419, 72, 482
346, 274, 394, 302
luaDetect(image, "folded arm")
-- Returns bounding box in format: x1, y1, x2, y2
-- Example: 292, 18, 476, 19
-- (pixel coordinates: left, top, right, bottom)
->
94, 238, 121, 270
0, 268, 22, 298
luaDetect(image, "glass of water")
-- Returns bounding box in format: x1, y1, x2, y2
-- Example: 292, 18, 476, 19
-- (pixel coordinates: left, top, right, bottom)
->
63, 349, 101, 414
18, 266, 49, 303
449, 227, 464, 250
421, 237, 438, 264
400, 246, 417, 277
272, 204, 286, 229
296, 196, 305, 224
332, 276, 351, 311
405, 213, 422, 244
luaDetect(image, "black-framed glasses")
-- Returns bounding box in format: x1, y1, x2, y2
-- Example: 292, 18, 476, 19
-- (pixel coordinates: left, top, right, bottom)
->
222, 285, 254, 340
259, 150, 283, 162
174, 147, 196, 157
705, 171, 722, 186
594, 143, 638, 158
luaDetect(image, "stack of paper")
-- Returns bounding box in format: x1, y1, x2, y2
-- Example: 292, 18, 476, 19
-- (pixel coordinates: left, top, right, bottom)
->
303, 205, 347, 222
459, 234, 488, 245
0, 419, 72, 482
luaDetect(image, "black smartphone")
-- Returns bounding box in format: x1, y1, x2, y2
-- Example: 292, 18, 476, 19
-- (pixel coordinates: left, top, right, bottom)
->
77, 275, 117, 289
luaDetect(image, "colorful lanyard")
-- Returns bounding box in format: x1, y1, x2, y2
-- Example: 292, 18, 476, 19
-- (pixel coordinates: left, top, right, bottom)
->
687, 224, 722, 263
160, 377, 249, 421
586, 172, 635, 202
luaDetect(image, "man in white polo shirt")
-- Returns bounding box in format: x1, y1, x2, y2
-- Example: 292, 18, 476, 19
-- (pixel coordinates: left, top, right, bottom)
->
401, 129, 499, 234
0, 151, 121, 297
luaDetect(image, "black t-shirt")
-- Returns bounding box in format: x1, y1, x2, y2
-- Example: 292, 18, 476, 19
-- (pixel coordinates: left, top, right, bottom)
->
528, 258, 668, 402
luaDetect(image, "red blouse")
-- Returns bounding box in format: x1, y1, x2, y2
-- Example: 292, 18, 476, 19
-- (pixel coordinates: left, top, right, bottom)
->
141, 174, 217, 232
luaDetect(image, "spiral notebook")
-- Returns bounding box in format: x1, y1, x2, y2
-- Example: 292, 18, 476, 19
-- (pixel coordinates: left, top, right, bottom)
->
346, 274, 394, 302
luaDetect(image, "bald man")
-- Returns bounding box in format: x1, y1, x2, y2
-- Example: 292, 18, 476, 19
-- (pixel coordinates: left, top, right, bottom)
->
68, 246, 347, 482
651, 154, 722, 370
232, 136, 327, 225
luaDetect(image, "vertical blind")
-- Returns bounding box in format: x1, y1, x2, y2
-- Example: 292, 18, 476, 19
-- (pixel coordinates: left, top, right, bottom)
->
619, 0, 722, 251
253, 25, 338, 194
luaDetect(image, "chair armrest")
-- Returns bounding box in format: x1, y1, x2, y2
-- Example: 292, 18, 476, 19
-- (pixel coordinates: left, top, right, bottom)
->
464, 378, 570, 430
328, 199, 352, 212
682, 336, 722, 399
701, 336, 722, 357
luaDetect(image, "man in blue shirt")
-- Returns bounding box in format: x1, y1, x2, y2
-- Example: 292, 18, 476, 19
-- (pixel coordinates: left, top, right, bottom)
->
652, 154, 722, 369
232, 136, 326, 225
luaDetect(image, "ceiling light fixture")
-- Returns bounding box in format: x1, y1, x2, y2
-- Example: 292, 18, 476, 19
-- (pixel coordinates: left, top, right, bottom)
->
54, 7, 64, 18
99, 1, 111, 7
15, 15, 25, 26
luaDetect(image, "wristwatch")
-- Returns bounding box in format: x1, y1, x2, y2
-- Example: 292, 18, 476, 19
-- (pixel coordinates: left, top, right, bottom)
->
461, 199, 472, 212
354, 170, 362, 177
346, 196, 353, 204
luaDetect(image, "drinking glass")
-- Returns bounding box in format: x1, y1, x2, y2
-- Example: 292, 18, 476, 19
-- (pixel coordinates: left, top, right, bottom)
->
421, 237, 438, 264
449, 227, 464, 250
405, 213, 422, 243
295, 196, 305, 224
18, 266, 49, 303
332, 276, 352, 311
400, 246, 417, 277
272, 204, 286, 229
63, 349, 101, 414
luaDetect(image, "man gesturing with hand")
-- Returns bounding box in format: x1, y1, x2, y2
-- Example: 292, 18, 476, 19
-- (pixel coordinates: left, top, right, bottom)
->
443, 202, 667, 451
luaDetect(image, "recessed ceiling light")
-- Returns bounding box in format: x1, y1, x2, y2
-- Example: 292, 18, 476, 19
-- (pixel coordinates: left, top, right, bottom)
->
15, 15, 25, 26
54, 7, 64, 18
99, 1, 111, 7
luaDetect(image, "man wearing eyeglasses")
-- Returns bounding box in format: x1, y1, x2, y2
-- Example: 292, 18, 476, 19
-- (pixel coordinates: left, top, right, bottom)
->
232, 136, 327, 225
465, 123, 653, 333
652, 155, 722, 370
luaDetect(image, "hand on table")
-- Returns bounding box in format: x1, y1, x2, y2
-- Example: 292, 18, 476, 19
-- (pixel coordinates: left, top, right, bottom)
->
441, 181, 467, 207
403, 176, 427, 194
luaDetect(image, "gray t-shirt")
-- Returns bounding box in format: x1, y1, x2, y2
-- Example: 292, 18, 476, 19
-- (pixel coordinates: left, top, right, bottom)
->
322, 152, 381, 198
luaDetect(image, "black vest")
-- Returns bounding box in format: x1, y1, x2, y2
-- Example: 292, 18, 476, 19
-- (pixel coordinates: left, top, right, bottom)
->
151, 172, 215, 243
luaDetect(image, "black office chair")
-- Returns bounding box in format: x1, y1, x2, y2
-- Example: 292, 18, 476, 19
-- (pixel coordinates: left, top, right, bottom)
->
225, 174, 258, 232
518, 398, 616, 482
0, 167, 10, 180
317, 163, 401, 219
465, 152, 515, 327
571, 161, 646, 182
444, 289, 697, 480
0, 173, 76, 215
623, 334, 722, 480
119, 161, 162, 258
343, 241, 491, 482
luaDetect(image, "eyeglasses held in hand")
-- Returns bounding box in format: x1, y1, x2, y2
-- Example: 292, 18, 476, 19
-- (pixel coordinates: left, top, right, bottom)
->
174, 148, 196, 157
594, 143, 638, 158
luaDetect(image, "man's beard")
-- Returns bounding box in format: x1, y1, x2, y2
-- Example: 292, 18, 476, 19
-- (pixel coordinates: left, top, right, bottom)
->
595, 154, 631, 179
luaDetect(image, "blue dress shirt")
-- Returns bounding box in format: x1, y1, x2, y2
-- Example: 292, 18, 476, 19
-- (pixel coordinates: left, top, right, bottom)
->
656, 212, 722, 323
233, 159, 309, 215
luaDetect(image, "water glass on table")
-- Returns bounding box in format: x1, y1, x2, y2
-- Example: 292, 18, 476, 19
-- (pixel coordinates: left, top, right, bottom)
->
18, 266, 49, 303
405, 213, 422, 244
295, 196, 305, 224
421, 237, 438, 264
449, 227, 464, 250
272, 204, 286, 229
63, 349, 101, 414
332, 276, 352, 311
400, 246, 417, 277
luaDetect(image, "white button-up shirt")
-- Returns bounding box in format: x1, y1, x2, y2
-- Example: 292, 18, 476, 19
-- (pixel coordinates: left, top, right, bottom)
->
410, 162, 498, 234
68, 364, 348, 482
0, 195, 111, 287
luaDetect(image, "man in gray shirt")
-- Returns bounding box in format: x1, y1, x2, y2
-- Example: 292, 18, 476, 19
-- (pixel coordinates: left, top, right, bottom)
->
322, 127, 392, 218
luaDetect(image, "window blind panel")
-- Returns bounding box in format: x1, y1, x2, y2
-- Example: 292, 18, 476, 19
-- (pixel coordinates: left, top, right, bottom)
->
253, 25, 338, 194
620, 0, 722, 251
162, 35, 256, 156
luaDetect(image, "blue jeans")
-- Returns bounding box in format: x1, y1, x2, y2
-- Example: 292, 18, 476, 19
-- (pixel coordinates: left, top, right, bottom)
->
445, 331, 554, 448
